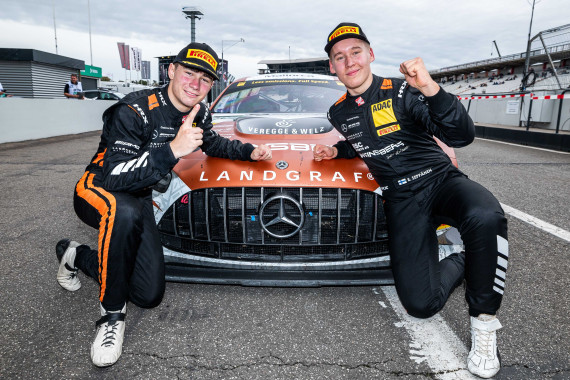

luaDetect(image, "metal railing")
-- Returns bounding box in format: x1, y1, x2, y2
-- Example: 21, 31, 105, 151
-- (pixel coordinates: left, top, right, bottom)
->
430, 43, 570, 75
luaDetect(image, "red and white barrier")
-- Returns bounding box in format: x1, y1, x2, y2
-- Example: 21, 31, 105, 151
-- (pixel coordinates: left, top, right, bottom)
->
531, 94, 568, 100
457, 94, 530, 100
457, 93, 568, 100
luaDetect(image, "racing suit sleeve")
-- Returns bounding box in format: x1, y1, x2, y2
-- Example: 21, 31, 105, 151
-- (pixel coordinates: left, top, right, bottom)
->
333, 140, 358, 159
404, 86, 475, 148
199, 104, 255, 161
101, 104, 178, 192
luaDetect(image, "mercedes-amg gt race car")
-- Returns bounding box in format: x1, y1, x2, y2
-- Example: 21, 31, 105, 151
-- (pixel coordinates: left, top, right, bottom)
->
152, 73, 463, 286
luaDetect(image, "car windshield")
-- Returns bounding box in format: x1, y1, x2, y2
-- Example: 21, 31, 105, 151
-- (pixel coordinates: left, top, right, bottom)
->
83, 91, 98, 99
212, 78, 346, 114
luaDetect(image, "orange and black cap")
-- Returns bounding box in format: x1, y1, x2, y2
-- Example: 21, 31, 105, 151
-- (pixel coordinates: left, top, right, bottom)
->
173, 42, 220, 81
325, 22, 370, 55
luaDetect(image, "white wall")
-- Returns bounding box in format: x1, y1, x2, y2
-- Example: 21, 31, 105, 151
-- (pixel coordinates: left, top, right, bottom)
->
0, 98, 112, 144
461, 98, 522, 126
460, 97, 570, 131
1, 96, 569, 145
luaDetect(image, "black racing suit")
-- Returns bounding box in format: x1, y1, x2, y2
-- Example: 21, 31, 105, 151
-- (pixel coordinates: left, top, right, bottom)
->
73, 85, 254, 311
329, 75, 508, 318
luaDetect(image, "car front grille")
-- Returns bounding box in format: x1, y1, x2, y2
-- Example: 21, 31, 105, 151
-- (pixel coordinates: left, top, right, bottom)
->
158, 187, 389, 262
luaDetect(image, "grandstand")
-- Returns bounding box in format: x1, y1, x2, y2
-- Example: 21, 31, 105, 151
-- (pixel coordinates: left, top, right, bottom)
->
433, 24, 570, 95
428, 24, 570, 136
439, 71, 570, 95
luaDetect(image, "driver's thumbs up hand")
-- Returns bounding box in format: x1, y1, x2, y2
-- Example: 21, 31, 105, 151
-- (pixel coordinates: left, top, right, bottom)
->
170, 104, 203, 158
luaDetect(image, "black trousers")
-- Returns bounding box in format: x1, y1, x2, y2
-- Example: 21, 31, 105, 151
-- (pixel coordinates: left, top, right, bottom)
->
72, 171, 165, 311
384, 172, 508, 318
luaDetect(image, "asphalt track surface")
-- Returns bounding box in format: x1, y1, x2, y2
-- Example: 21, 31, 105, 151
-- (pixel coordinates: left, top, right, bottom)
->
1, 132, 569, 380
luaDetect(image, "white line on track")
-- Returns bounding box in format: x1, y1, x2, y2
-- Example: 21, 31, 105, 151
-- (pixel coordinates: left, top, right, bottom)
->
376, 287, 478, 380
475, 137, 570, 154
500, 203, 570, 243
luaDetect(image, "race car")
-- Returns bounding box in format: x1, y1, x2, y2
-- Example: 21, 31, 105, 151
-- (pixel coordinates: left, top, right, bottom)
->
153, 73, 463, 286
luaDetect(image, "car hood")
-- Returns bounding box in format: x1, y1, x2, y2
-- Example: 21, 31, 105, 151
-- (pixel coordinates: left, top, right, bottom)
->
173, 113, 380, 192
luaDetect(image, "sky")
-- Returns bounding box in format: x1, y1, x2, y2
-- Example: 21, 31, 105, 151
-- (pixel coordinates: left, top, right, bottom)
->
1, 0, 568, 84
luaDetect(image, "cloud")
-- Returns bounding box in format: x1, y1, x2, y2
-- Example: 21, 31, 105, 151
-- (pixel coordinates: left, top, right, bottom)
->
1, 0, 569, 82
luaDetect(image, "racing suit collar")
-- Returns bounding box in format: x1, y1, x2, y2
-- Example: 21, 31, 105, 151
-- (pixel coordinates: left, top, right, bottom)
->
345, 75, 381, 108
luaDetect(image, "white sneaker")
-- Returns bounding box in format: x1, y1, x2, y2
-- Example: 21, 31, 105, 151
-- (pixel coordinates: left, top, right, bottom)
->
468, 314, 502, 378
55, 239, 81, 291
91, 303, 126, 367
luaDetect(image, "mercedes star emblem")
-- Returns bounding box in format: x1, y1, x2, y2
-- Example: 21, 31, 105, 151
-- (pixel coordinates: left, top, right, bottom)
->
259, 194, 304, 238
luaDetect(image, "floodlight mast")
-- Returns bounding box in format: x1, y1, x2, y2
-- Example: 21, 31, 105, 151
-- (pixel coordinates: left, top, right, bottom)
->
182, 7, 204, 43
221, 38, 244, 89
523, 0, 537, 77
52, 0, 58, 54
492, 40, 501, 58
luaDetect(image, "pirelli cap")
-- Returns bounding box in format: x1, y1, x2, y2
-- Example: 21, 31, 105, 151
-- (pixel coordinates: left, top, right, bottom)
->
173, 42, 220, 81
325, 22, 370, 55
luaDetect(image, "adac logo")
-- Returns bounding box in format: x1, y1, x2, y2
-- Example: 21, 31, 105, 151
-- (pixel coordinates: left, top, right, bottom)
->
186, 49, 218, 70
371, 99, 397, 128
329, 26, 359, 41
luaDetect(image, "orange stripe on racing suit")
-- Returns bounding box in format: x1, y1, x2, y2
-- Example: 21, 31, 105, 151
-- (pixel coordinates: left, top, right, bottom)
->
91, 149, 107, 167
334, 93, 346, 106
75, 171, 116, 302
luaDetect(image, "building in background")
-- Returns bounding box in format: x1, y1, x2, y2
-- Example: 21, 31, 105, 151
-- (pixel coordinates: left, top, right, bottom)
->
258, 57, 332, 75
0, 48, 84, 98
80, 64, 103, 90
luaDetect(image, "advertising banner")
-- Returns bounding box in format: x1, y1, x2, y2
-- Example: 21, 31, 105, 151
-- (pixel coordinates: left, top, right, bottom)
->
117, 42, 127, 69
141, 61, 151, 79
80, 65, 102, 78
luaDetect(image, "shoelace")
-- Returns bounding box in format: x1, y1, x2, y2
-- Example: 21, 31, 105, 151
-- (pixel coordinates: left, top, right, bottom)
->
101, 321, 120, 347
474, 328, 494, 358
